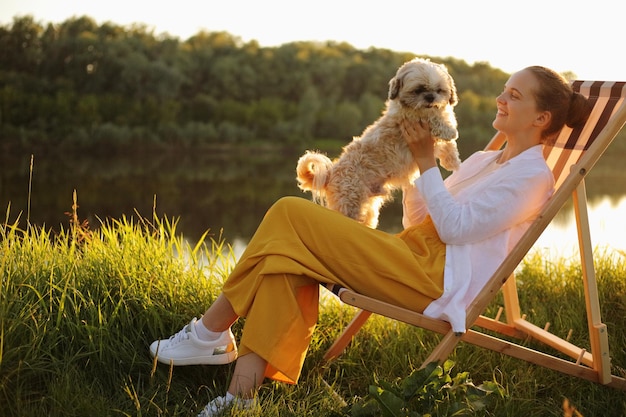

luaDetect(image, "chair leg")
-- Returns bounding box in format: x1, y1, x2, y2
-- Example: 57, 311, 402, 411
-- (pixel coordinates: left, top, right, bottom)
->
324, 309, 372, 361
573, 181, 612, 384
501, 273, 521, 323
420, 330, 462, 368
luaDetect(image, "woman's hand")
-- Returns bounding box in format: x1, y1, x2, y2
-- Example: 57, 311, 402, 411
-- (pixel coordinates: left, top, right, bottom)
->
400, 118, 438, 173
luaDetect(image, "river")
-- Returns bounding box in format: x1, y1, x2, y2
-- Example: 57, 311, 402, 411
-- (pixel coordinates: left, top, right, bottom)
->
1, 147, 625, 262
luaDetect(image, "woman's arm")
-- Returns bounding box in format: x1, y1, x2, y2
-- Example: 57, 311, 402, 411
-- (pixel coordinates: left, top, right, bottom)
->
416, 164, 553, 244
400, 119, 553, 243
400, 119, 438, 227
400, 118, 437, 173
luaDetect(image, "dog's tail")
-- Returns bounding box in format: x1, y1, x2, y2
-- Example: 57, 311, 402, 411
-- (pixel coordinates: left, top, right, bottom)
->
296, 151, 333, 204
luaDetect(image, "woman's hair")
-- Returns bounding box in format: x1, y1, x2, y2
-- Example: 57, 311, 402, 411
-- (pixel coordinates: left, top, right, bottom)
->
525, 66, 593, 144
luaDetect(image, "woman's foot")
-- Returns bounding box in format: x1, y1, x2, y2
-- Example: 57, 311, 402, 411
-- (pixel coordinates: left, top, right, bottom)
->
149, 318, 238, 365
197, 392, 258, 416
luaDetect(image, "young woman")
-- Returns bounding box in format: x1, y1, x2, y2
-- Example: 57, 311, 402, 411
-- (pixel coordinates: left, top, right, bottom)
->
149, 66, 591, 416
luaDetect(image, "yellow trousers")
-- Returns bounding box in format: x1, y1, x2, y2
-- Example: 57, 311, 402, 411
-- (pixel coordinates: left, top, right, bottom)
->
222, 196, 445, 384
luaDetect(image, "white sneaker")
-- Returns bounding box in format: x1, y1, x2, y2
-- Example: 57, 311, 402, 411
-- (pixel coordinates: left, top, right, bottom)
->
197, 392, 257, 417
149, 318, 238, 365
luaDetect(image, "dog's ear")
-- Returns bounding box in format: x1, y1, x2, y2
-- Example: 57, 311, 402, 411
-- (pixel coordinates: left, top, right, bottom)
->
388, 76, 402, 100
447, 72, 458, 106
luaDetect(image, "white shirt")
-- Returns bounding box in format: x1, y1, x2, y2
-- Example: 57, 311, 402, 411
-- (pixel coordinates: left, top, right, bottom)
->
402, 144, 554, 333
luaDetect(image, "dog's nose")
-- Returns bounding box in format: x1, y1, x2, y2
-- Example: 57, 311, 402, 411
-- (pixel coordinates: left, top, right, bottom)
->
424, 93, 435, 103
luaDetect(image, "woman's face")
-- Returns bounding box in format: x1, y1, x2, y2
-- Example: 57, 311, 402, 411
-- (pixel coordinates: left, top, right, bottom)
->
492, 69, 543, 136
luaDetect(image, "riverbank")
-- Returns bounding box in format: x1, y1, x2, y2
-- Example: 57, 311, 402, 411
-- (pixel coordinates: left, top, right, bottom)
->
1, 214, 625, 416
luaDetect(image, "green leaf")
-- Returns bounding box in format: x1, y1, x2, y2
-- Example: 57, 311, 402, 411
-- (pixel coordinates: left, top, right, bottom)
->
442, 359, 455, 374
369, 386, 406, 417
401, 367, 435, 399
350, 398, 382, 417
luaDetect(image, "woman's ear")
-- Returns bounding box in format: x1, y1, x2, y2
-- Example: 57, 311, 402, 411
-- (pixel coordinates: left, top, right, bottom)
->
534, 110, 552, 128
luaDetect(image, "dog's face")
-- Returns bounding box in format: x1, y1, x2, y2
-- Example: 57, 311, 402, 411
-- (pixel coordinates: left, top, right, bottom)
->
388, 58, 458, 109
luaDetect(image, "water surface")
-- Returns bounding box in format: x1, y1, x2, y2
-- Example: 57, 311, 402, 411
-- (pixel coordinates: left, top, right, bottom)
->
1, 147, 625, 261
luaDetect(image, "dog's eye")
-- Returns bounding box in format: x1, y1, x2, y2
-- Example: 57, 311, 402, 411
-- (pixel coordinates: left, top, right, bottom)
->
414, 87, 427, 95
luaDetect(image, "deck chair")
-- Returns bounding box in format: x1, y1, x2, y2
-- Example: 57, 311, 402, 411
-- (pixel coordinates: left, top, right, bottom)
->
323, 80, 626, 390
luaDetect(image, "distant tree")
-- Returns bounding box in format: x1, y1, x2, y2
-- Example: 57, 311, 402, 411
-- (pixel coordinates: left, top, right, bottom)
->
0, 15, 43, 73
0, 14, 511, 151
297, 86, 321, 140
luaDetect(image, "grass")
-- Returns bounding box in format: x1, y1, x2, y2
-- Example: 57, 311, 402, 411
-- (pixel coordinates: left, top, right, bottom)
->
1, 209, 626, 416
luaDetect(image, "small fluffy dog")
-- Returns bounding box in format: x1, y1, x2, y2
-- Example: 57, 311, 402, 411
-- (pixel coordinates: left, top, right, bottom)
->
296, 58, 461, 228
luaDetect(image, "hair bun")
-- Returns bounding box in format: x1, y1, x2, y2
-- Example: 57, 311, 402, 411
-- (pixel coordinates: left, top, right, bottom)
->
566, 91, 592, 129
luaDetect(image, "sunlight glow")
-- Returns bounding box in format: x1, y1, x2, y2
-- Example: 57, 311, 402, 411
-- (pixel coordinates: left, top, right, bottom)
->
2, 0, 625, 81
533, 196, 626, 261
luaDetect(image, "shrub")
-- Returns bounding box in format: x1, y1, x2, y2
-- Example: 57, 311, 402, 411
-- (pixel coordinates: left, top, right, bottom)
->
347, 360, 508, 417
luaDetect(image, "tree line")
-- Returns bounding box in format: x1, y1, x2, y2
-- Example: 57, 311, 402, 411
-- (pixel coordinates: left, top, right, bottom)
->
0, 15, 512, 155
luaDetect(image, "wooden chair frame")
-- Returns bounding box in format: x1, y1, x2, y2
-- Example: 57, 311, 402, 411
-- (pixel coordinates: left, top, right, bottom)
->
323, 80, 626, 390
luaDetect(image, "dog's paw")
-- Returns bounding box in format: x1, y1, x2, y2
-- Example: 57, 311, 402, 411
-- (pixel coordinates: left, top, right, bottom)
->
440, 154, 462, 171
432, 124, 459, 141
428, 115, 459, 140
435, 140, 461, 171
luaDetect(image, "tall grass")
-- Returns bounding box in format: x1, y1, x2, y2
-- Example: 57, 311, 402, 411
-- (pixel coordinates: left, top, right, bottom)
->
1, 210, 625, 416
0, 208, 238, 416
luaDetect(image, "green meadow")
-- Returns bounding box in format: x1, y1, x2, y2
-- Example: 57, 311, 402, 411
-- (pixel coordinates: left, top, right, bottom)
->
1, 209, 625, 416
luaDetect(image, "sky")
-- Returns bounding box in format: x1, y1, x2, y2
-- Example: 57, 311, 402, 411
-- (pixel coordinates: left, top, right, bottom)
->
1, 0, 625, 81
